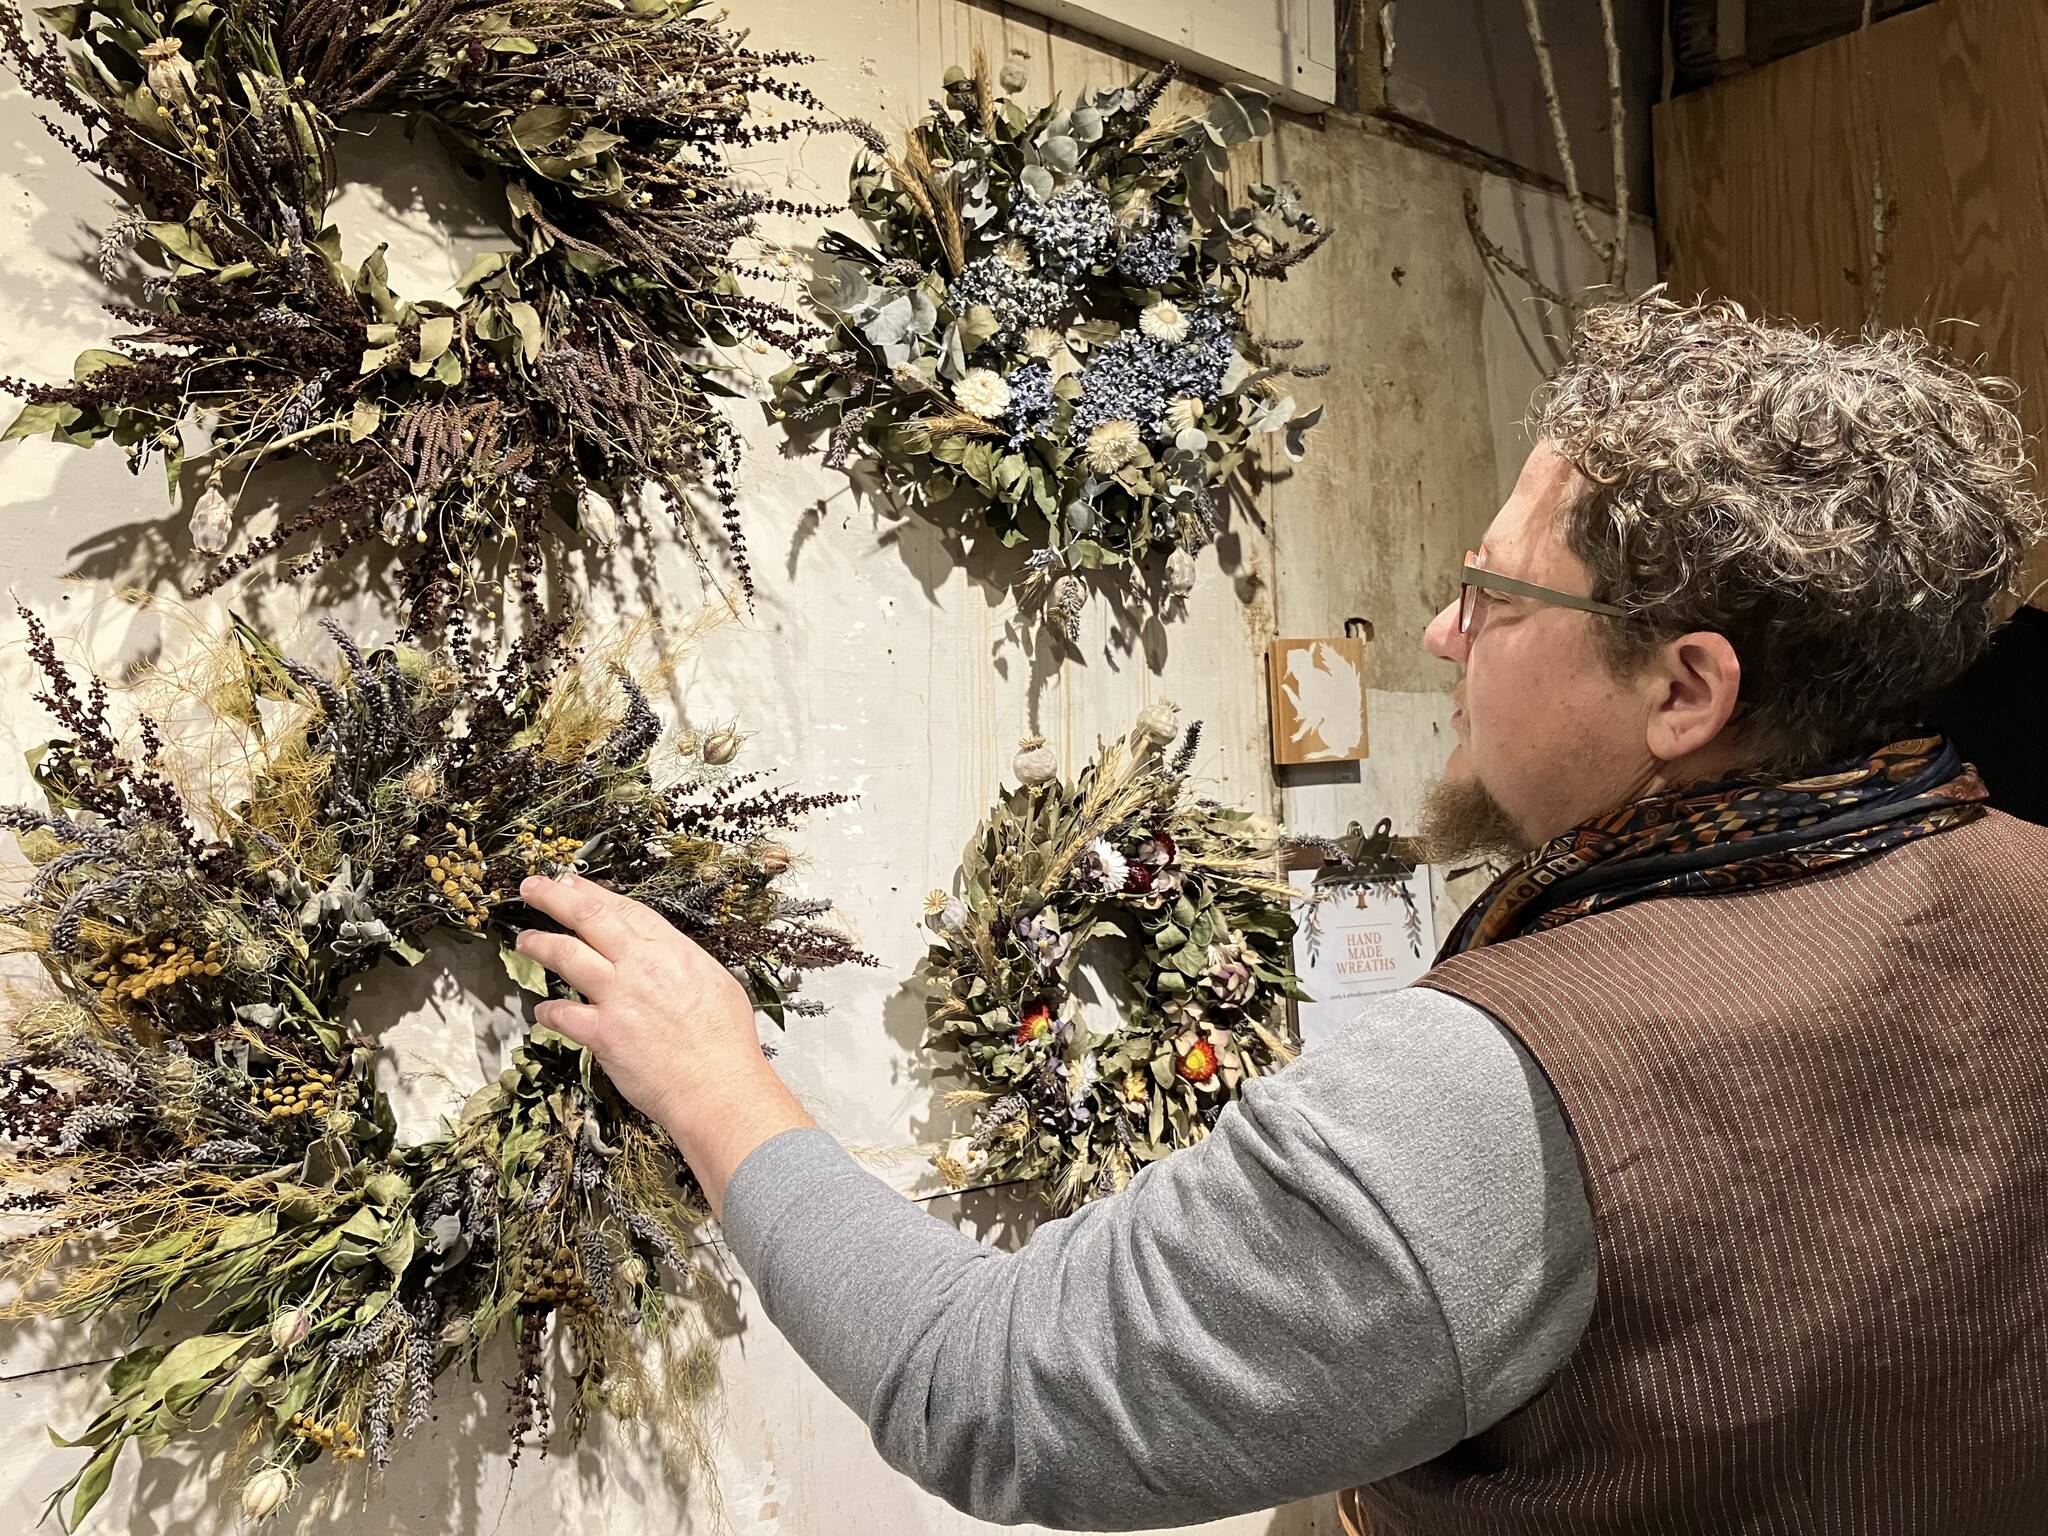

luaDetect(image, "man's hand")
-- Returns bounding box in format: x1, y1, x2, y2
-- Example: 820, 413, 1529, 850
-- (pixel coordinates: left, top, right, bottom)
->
514, 871, 814, 1217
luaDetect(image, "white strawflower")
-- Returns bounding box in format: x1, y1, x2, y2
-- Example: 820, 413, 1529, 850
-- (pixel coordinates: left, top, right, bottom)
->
1166, 396, 1206, 433
1081, 838, 1131, 893
997, 237, 1032, 273
1084, 420, 1146, 475
1023, 326, 1061, 359
1140, 301, 1190, 344
953, 368, 1012, 419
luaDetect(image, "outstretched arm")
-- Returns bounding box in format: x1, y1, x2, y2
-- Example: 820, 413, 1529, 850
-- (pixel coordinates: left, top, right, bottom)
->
514, 871, 1594, 1530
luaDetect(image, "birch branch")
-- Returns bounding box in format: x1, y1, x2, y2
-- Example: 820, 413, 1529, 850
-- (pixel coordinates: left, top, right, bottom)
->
1599, 0, 1630, 288
1520, 0, 1605, 262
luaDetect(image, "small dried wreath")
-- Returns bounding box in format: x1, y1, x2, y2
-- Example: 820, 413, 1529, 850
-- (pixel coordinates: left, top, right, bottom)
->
920, 706, 1306, 1213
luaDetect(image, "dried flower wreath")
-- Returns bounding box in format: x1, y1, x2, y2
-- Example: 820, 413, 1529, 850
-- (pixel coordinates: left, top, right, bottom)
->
0, 0, 855, 633
920, 705, 1306, 1213
0, 610, 868, 1524
775, 57, 1329, 641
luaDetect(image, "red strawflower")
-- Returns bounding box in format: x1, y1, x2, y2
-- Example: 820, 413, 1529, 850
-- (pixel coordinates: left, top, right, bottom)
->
1176, 1039, 1219, 1083
1015, 1000, 1054, 1045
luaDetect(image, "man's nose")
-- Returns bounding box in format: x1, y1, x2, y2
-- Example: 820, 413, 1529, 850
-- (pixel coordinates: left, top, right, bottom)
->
1424, 598, 1467, 665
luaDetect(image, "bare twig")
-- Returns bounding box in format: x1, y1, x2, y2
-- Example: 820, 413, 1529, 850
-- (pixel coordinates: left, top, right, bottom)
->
1470, 0, 1631, 315
1463, 191, 1576, 312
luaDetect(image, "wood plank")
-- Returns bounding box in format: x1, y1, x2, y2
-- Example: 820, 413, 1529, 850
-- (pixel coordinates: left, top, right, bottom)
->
1655, 0, 2048, 605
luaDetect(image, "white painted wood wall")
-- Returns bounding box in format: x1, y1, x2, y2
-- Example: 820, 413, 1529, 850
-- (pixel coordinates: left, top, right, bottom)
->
0, 0, 1652, 1529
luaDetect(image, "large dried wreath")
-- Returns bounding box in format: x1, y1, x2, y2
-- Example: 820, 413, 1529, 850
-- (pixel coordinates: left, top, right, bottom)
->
920, 706, 1306, 1214
0, 0, 855, 634
0, 610, 867, 1524
775, 58, 1328, 640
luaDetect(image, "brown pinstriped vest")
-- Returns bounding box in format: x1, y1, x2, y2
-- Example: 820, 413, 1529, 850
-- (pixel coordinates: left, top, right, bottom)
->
1345, 809, 2048, 1535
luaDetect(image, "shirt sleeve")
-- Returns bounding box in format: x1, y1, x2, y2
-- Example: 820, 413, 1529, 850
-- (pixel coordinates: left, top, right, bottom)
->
717, 985, 1596, 1531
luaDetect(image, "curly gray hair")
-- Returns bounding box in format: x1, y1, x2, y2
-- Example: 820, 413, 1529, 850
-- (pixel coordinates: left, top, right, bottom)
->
1535, 292, 2045, 769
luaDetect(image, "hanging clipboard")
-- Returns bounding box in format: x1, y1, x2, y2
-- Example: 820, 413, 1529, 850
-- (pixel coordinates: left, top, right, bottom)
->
1284, 820, 1437, 1048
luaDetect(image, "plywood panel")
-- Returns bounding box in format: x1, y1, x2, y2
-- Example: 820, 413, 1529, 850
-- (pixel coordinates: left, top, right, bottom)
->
1655, 0, 2048, 602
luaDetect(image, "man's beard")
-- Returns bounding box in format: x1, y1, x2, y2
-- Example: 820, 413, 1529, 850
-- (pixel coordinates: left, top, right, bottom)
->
1416, 774, 1534, 865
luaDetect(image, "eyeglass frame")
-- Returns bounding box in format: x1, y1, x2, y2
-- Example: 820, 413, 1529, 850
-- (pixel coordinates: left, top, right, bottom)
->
1458, 551, 1630, 637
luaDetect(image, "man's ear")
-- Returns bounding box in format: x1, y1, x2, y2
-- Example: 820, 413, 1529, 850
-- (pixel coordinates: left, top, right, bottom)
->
1643, 631, 1743, 764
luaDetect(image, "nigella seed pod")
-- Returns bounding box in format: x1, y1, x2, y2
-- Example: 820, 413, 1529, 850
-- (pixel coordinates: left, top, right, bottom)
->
1013, 735, 1058, 786
188, 480, 232, 555
270, 1306, 311, 1353
1164, 548, 1198, 598
755, 843, 792, 876
999, 61, 1029, 93
701, 728, 743, 766
240, 1467, 291, 1521
577, 485, 621, 547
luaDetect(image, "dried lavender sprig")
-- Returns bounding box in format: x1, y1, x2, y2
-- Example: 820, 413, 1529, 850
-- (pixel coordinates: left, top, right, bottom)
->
328, 1294, 405, 1361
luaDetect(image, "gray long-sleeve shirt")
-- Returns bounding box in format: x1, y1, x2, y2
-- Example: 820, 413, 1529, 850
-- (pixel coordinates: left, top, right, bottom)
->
718, 985, 1597, 1530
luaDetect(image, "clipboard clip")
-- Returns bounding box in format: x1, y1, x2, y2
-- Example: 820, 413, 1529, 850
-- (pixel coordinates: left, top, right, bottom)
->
1287, 818, 1422, 887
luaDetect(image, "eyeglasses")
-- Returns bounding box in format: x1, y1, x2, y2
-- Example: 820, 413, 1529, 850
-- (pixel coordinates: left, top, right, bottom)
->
1458, 551, 1630, 637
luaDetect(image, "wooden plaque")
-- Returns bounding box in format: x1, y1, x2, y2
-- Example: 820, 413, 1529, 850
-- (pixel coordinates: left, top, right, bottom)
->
1267, 637, 1369, 765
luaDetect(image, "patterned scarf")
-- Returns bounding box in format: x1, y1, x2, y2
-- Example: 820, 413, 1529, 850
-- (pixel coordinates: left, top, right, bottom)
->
1439, 735, 1989, 958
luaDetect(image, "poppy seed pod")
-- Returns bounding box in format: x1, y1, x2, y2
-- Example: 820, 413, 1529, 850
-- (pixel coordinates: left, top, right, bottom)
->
1013, 736, 1058, 786
141, 38, 198, 111
1134, 700, 1181, 747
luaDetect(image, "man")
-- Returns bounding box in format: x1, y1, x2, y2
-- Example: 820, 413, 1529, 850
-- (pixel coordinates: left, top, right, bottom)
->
513, 295, 2048, 1532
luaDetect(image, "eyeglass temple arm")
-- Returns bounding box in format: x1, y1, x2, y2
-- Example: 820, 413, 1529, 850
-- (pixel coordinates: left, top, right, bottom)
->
1462, 565, 1629, 619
